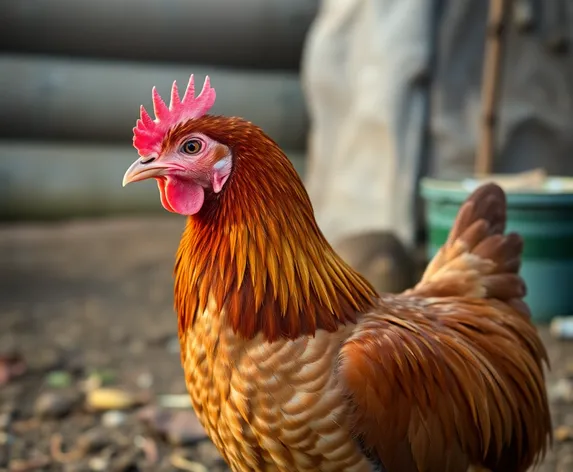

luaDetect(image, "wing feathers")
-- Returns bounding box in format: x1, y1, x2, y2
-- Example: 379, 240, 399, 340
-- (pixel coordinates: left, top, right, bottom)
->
338, 297, 551, 472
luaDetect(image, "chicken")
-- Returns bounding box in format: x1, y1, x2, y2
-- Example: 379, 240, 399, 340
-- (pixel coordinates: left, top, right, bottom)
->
122, 76, 552, 472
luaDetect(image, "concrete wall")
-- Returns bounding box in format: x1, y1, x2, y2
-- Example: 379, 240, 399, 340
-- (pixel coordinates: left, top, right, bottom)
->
0, 142, 305, 220
0, 0, 317, 219
1, 0, 318, 70
0, 56, 308, 150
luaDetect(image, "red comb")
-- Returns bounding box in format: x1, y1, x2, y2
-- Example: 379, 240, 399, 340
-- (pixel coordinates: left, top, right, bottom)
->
132, 75, 216, 157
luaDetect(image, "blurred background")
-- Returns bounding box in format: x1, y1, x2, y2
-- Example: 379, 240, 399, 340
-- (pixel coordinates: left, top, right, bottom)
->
1, 0, 573, 471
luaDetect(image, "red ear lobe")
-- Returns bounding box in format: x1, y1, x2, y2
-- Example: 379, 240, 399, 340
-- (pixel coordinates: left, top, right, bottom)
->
212, 157, 232, 193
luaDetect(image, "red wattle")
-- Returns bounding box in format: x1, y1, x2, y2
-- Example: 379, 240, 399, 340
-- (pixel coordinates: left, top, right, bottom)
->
156, 177, 205, 216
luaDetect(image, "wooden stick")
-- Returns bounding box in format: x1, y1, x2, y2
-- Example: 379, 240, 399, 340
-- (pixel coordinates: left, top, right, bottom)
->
475, 0, 511, 176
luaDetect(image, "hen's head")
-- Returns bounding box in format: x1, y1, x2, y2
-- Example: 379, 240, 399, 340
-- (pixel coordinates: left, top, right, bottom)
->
123, 75, 238, 215
123, 75, 377, 341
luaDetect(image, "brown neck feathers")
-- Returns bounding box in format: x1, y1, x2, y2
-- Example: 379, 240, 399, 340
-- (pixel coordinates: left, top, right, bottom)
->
171, 116, 377, 342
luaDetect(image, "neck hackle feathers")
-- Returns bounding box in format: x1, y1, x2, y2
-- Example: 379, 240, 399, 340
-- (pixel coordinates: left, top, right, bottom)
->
133, 75, 216, 158
170, 117, 378, 343
132, 75, 379, 342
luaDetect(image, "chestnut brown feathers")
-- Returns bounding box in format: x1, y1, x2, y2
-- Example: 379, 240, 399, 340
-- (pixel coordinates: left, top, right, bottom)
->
168, 115, 550, 472
173, 116, 377, 343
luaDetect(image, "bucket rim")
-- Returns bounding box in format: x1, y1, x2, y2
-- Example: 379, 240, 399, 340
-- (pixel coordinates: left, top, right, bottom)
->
421, 176, 573, 205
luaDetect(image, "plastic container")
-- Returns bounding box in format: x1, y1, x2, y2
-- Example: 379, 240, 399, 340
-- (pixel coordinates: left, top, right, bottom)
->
421, 176, 573, 323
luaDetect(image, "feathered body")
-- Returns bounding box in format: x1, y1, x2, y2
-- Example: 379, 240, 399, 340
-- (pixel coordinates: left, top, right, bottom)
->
123, 77, 552, 472
174, 117, 378, 471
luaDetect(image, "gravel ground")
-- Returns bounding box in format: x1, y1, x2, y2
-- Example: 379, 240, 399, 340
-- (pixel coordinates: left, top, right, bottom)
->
1, 217, 572, 472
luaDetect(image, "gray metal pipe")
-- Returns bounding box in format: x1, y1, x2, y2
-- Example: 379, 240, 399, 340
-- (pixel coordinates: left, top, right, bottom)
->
0, 141, 306, 220
0, 55, 309, 150
0, 0, 318, 70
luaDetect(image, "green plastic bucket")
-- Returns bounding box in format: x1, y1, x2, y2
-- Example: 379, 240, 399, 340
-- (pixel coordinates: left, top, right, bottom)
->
421, 176, 573, 324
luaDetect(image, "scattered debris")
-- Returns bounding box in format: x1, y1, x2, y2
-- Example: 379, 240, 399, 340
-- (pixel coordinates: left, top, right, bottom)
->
83, 369, 118, 391
8, 455, 51, 472
0, 411, 12, 429
133, 435, 159, 466
45, 370, 73, 389
0, 352, 27, 387
86, 388, 142, 411
550, 316, 573, 340
87, 456, 109, 471
0, 431, 12, 445
34, 391, 79, 419
170, 451, 209, 472
555, 425, 573, 443
158, 394, 192, 409
51, 429, 111, 463
101, 410, 128, 428
5, 220, 572, 472
549, 379, 573, 404
10, 418, 41, 435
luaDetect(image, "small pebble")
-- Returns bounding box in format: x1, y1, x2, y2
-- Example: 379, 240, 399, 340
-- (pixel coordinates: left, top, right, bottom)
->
136, 372, 153, 389
551, 316, 573, 340
34, 391, 77, 418
170, 452, 208, 472
550, 379, 573, 404
158, 394, 192, 409
133, 435, 148, 449
101, 410, 128, 428
86, 388, 139, 411
0, 412, 12, 429
88, 456, 109, 472
564, 362, 573, 379
555, 425, 573, 443
0, 431, 13, 445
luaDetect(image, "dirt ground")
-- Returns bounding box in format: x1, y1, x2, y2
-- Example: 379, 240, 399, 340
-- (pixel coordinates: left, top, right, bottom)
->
1, 217, 573, 472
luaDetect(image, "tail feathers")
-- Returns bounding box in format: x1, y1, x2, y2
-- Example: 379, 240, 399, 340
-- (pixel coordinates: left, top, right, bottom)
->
407, 183, 530, 317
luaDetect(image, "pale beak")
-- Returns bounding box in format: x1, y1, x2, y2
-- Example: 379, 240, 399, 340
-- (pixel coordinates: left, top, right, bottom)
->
122, 157, 167, 187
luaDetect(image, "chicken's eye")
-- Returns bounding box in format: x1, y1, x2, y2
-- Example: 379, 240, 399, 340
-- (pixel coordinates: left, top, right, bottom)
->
181, 139, 203, 155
